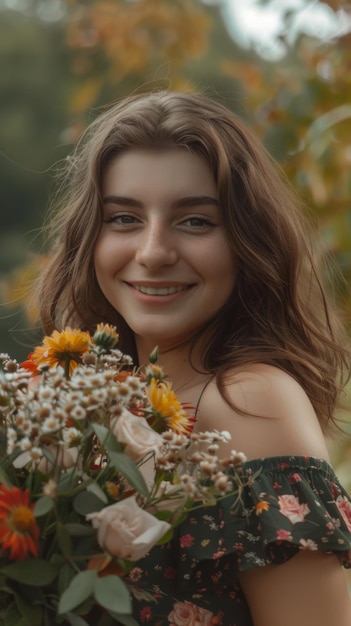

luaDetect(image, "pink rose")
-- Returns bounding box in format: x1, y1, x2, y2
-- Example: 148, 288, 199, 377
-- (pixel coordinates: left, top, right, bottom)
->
335, 496, 351, 531
168, 601, 215, 626
86, 495, 171, 561
276, 529, 292, 541
278, 494, 310, 524
110, 408, 164, 462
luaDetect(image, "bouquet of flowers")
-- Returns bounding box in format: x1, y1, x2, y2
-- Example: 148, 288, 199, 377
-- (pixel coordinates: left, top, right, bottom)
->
0, 324, 247, 626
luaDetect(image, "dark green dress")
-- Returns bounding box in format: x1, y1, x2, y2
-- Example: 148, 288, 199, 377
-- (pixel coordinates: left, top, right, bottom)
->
127, 456, 351, 626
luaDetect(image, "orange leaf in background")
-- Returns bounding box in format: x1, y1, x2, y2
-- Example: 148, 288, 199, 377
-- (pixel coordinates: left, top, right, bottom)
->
2, 254, 49, 323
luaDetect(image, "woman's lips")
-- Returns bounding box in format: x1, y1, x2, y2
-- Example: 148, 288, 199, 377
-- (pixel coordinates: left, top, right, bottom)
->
133, 285, 190, 296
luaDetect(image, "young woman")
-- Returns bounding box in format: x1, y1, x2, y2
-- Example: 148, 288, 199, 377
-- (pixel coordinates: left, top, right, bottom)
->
36, 91, 351, 625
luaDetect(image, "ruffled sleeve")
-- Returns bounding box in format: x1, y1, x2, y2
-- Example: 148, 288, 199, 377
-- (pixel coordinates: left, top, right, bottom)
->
175, 456, 351, 590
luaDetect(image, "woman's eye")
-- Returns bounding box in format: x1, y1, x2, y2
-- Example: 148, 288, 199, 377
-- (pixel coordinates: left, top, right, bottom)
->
181, 217, 214, 228
105, 213, 140, 225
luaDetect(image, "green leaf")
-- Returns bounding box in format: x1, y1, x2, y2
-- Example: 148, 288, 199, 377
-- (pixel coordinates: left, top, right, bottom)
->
92, 424, 122, 453
58, 570, 97, 614
2, 602, 23, 626
57, 521, 73, 558
108, 452, 149, 498
15, 594, 43, 626
57, 562, 76, 597
105, 613, 139, 626
0, 466, 12, 488
94, 575, 131, 615
33, 495, 53, 517
87, 479, 108, 504
64, 523, 94, 536
58, 468, 76, 492
73, 490, 106, 516
2, 560, 57, 586
62, 612, 90, 626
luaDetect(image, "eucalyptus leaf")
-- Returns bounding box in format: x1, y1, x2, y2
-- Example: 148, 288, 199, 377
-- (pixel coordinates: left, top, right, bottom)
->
87, 479, 108, 504
92, 423, 122, 453
108, 452, 149, 498
58, 570, 97, 614
73, 490, 106, 516
33, 495, 53, 517
2, 560, 57, 585
58, 468, 77, 492
94, 575, 131, 615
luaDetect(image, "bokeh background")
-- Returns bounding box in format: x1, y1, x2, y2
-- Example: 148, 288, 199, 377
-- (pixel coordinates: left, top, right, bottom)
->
0, 0, 350, 497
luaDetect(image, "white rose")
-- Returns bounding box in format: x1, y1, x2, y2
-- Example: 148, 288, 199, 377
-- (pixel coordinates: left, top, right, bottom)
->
13, 445, 79, 471
37, 445, 79, 472
86, 495, 171, 561
110, 408, 164, 462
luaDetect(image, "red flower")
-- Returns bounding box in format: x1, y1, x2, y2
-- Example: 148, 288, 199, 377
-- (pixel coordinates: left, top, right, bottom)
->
179, 533, 194, 548
0, 485, 40, 560
140, 606, 153, 622
20, 352, 40, 375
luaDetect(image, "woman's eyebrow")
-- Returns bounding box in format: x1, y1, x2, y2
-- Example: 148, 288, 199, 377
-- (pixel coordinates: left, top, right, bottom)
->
172, 195, 220, 209
103, 194, 219, 208
103, 195, 142, 207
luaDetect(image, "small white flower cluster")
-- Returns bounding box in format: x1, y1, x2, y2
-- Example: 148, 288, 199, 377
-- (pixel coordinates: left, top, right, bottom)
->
151, 428, 247, 509
0, 352, 146, 469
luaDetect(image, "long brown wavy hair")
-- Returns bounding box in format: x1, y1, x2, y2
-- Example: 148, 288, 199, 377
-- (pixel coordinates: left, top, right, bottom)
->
35, 90, 350, 430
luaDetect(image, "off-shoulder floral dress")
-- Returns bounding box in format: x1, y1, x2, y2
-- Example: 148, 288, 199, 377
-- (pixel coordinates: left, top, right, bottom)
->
127, 456, 351, 626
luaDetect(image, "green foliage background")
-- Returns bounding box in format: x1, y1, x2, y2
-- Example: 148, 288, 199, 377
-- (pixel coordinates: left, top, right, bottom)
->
0, 0, 350, 487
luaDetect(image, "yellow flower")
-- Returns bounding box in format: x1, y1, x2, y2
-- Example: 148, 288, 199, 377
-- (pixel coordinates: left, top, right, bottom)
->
31, 327, 92, 375
146, 378, 196, 435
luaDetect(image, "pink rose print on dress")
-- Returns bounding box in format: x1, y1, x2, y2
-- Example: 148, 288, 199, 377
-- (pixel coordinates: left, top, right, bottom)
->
179, 533, 194, 548
278, 494, 310, 524
335, 496, 351, 531
168, 601, 216, 626
288, 472, 302, 484
276, 529, 293, 541
140, 606, 153, 622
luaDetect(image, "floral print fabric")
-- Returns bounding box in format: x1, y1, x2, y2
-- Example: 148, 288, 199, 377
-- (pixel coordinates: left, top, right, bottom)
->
128, 456, 351, 626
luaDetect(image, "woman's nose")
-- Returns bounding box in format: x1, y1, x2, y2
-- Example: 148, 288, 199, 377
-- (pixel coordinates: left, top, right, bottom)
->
135, 221, 178, 269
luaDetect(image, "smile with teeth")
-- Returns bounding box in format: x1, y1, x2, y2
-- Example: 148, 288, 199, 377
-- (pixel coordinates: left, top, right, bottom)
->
133, 285, 190, 295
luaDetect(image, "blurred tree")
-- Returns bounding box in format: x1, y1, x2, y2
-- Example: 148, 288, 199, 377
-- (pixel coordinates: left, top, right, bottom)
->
0, 8, 68, 238
1, 0, 351, 363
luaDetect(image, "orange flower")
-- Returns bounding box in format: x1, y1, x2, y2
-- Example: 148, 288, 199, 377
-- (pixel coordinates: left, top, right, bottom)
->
30, 327, 92, 375
0, 486, 40, 560
146, 378, 196, 435
20, 352, 40, 375
255, 500, 270, 515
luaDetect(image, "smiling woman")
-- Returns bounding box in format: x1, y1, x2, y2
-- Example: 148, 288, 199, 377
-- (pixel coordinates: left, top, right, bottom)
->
32, 91, 351, 626
94, 148, 235, 358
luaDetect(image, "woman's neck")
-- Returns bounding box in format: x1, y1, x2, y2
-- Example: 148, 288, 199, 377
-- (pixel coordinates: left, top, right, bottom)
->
135, 336, 208, 392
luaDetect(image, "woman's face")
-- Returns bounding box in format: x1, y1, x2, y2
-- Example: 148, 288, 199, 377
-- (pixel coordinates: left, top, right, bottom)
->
94, 148, 236, 353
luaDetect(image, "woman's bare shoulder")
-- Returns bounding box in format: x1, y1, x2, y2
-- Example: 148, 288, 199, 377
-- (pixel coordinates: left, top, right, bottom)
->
196, 363, 330, 461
